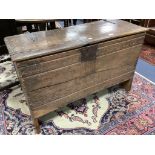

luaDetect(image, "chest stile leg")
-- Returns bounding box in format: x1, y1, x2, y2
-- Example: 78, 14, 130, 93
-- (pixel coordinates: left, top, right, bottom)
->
33, 118, 41, 134
121, 78, 133, 92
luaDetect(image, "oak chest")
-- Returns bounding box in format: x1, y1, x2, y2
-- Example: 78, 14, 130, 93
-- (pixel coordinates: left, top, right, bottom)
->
4, 20, 147, 133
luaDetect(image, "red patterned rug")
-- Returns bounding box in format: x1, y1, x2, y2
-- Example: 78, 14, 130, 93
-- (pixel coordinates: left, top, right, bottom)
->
140, 44, 155, 65
0, 72, 155, 135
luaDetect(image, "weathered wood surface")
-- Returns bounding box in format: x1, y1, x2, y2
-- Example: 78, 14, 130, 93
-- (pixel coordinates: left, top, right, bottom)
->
145, 33, 155, 46
121, 78, 133, 92
17, 36, 144, 78
28, 65, 135, 109
15, 32, 145, 68
4, 20, 147, 133
32, 71, 134, 118
33, 118, 41, 134
21, 44, 142, 92
4, 20, 147, 62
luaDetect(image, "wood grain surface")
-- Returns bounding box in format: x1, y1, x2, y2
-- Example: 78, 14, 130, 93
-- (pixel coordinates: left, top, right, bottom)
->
4, 20, 147, 133
4, 20, 147, 62
21, 44, 142, 92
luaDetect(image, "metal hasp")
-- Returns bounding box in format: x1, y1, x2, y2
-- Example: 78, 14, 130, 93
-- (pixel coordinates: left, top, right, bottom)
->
81, 44, 97, 62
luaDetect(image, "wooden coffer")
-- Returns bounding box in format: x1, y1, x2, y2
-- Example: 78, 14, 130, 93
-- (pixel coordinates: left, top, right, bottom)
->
4, 20, 147, 133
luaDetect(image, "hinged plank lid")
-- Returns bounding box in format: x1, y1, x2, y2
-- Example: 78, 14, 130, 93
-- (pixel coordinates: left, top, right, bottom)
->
4, 20, 147, 62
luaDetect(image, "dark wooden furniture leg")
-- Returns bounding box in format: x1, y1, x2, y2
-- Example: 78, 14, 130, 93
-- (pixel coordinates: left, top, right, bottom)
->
26, 24, 33, 32
34, 24, 39, 31
38, 23, 46, 31
64, 20, 68, 27
121, 78, 133, 92
73, 19, 77, 25
83, 19, 89, 23
49, 21, 56, 29
44, 22, 55, 31
33, 118, 41, 134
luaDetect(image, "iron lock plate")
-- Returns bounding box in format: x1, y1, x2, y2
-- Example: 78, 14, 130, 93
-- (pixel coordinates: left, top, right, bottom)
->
81, 44, 97, 62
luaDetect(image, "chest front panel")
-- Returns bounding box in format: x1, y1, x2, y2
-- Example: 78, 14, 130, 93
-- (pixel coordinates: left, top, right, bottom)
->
14, 33, 145, 117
